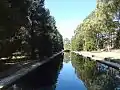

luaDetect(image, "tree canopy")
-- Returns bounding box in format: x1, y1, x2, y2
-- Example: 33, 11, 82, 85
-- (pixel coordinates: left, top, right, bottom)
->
0, 0, 63, 59
71, 0, 120, 51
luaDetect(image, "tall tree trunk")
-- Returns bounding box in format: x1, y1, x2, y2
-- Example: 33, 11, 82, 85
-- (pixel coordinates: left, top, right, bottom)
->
114, 11, 120, 49
114, 30, 120, 48
31, 22, 36, 59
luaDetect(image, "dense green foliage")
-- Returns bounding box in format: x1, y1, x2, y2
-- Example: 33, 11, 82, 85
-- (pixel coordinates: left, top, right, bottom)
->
0, 0, 29, 39
63, 38, 71, 50
0, 0, 63, 59
71, 0, 120, 51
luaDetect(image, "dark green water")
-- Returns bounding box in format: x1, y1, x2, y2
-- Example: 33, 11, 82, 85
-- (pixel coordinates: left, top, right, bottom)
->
8, 53, 120, 90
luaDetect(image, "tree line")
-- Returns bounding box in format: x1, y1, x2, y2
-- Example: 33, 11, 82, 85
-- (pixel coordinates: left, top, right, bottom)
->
71, 0, 120, 51
0, 0, 63, 60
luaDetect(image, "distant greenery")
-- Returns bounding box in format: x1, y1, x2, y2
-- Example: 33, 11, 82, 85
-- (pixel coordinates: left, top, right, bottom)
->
71, 0, 120, 51
63, 38, 71, 50
0, 0, 63, 59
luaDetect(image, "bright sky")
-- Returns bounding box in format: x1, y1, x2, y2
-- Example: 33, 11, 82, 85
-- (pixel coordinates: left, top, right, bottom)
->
45, 0, 96, 39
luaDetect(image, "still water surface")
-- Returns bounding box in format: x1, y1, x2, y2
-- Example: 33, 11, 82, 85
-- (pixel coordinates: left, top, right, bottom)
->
8, 53, 120, 90
56, 61, 86, 90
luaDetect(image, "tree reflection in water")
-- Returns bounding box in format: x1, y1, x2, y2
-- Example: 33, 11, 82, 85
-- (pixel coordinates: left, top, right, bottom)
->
71, 53, 120, 90
63, 52, 71, 63
8, 54, 63, 90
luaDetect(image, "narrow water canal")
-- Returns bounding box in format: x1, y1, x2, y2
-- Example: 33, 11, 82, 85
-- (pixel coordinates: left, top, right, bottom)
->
8, 52, 120, 90
56, 53, 86, 90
